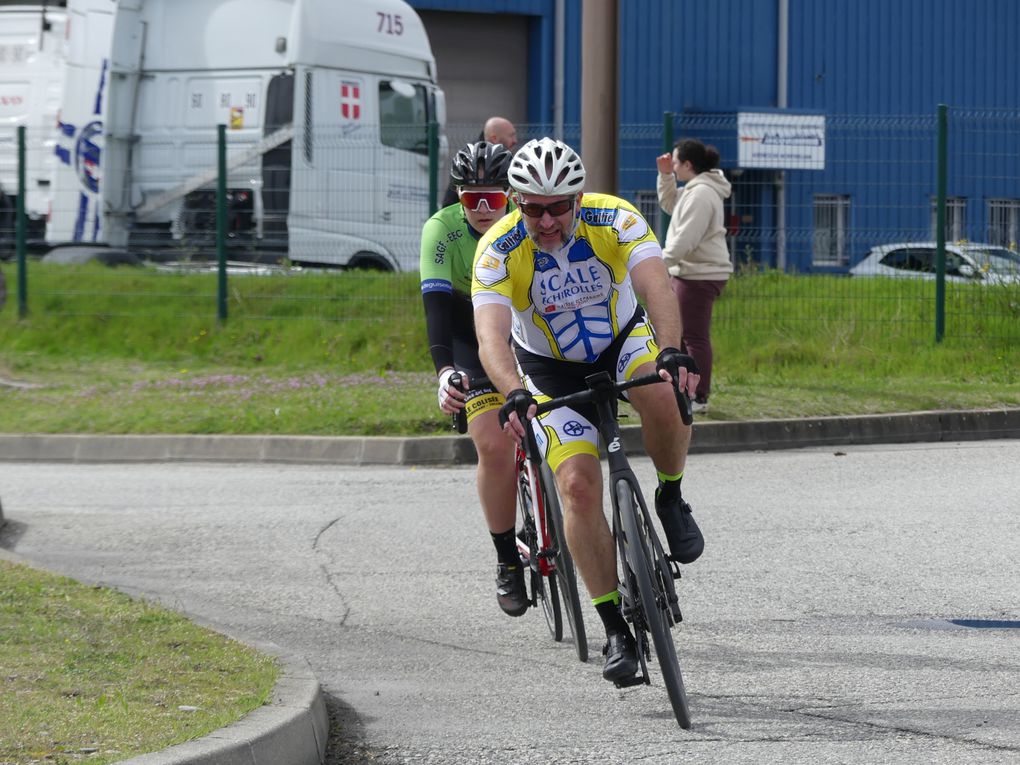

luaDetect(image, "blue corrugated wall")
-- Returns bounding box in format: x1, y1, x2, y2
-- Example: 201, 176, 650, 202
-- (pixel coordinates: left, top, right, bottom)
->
410, 0, 1020, 271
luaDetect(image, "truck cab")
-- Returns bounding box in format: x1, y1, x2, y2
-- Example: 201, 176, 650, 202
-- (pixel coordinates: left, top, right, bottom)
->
46, 0, 445, 271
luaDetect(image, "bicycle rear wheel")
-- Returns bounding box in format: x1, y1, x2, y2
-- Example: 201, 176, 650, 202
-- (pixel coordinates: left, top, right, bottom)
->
541, 462, 588, 662
616, 479, 691, 728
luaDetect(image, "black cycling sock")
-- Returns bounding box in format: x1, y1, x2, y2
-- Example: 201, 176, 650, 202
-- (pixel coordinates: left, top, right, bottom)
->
656, 471, 684, 506
491, 527, 519, 566
593, 591, 629, 636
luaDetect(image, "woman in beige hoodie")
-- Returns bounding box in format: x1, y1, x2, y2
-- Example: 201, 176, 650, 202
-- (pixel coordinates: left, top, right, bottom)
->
656, 139, 732, 411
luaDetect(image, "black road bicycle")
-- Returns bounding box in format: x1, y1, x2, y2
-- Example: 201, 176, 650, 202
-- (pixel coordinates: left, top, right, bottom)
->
527, 369, 695, 729
452, 374, 588, 662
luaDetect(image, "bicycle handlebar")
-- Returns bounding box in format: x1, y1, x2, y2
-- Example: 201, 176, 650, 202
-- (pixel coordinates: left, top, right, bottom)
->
449, 370, 692, 430
534, 371, 693, 426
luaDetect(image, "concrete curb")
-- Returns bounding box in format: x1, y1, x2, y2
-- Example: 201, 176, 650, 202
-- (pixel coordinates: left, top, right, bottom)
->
0, 546, 328, 765
117, 649, 328, 765
1, 408, 1019, 467
624, 407, 1020, 454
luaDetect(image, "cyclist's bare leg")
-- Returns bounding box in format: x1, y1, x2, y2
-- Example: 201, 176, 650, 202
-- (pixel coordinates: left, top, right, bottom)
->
626, 360, 704, 563
552, 453, 618, 598
626, 361, 690, 475
468, 409, 517, 532
556, 451, 638, 680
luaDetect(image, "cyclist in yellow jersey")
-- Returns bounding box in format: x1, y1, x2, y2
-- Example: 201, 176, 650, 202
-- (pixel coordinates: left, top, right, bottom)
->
472, 138, 703, 684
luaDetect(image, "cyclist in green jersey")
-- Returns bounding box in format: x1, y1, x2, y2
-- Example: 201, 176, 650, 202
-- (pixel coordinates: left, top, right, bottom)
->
420, 141, 529, 617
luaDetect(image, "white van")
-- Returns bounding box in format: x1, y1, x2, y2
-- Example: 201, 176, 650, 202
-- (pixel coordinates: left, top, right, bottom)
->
0, 3, 68, 245
47, 0, 446, 270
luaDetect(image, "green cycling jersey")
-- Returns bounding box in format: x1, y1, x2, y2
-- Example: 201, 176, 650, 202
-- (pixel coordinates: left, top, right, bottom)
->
419, 203, 482, 299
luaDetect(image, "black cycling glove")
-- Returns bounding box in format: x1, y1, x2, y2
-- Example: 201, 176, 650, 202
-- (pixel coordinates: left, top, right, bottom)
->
655, 347, 699, 382
498, 388, 537, 428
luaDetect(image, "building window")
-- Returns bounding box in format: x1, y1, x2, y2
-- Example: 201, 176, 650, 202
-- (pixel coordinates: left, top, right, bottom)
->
812, 194, 850, 266
632, 190, 661, 235
987, 199, 1020, 250
930, 197, 966, 242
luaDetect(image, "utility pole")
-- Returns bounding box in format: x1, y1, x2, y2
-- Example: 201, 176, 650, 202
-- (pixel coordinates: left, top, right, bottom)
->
580, 0, 618, 194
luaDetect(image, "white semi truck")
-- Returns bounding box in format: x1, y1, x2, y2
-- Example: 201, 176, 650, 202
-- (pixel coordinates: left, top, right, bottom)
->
46, 0, 446, 270
0, 2, 68, 246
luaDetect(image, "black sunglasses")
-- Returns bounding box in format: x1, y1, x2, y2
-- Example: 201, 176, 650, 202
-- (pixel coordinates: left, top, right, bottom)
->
518, 198, 575, 218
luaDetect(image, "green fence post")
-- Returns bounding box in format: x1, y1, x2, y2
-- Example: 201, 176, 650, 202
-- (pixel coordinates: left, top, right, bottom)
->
216, 124, 228, 323
428, 121, 439, 216
659, 111, 674, 243
16, 125, 27, 319
934, 104, 947, 343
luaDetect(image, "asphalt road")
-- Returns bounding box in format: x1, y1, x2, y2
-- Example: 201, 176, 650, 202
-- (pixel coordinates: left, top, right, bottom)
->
2, 440, 1019, 763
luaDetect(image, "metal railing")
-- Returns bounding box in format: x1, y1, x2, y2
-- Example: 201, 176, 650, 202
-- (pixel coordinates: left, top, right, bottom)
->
2, 111, 1019, 345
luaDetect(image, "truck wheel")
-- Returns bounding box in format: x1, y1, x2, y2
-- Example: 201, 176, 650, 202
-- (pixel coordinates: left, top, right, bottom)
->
347, 252, 393, 272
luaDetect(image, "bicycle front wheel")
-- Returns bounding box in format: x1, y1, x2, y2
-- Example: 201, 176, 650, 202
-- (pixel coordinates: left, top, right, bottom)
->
616, 479, 691, 729
541, 462, 588, 663
518, 463, 562, 641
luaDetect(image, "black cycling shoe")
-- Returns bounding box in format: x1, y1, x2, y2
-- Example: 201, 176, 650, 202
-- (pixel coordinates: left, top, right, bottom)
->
655, 497, 705, 564
602, 631, 638, 682
495, 563, 529, 617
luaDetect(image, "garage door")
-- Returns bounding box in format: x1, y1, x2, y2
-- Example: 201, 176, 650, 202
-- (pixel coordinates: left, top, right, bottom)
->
417, 10, 529, 150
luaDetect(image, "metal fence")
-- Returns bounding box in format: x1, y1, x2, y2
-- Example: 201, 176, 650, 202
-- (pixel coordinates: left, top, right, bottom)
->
2, 110, 1019, 344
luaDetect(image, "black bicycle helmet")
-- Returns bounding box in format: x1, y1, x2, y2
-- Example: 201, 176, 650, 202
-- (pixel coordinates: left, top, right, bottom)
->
450, 141, 512, 188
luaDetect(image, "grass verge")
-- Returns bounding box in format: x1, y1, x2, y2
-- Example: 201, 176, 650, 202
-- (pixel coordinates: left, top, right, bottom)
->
1, 264, 1019, 434
0, 558, 278, 765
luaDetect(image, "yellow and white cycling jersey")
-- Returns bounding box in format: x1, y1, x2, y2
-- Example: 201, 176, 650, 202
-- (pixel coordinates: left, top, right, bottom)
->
471, 193, 662, 363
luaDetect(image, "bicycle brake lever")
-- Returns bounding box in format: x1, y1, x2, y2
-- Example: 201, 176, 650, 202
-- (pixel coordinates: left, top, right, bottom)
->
672, 381, 693, 426
677, 388, 693, 426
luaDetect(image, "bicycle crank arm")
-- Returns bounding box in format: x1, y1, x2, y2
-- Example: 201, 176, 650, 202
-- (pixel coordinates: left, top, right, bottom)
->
613, 674, 649, 689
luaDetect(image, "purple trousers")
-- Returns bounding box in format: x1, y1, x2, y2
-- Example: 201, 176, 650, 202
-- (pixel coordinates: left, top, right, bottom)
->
670, 276, 727, 402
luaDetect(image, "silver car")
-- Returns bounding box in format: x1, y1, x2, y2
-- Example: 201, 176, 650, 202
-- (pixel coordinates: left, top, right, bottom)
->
850, 242, 1020, 284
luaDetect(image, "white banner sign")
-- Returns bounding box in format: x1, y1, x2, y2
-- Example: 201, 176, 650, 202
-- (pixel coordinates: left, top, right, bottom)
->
738, 112, 825, 170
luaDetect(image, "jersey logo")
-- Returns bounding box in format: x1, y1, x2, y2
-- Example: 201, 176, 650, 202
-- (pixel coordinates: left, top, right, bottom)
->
475, 249, 508, 288
493, 224, 525, 254
614, 208, 649, 243
421, 278, 453, 294
617, 349, 634, 374
530, 238, 617, 361
581, 207, 616, 226
562, 420, 593, 438
533, 239, 610, 313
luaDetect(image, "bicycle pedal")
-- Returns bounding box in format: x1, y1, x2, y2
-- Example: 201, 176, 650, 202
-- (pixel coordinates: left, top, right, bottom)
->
669, 560, 682, 580
613, 674, 648, 689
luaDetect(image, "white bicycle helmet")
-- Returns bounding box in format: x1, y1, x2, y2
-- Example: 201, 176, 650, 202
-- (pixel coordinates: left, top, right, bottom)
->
508, 138, 586, 196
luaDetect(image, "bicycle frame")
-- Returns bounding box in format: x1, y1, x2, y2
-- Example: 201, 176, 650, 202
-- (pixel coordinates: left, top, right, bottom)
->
514, 440, 559, 577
